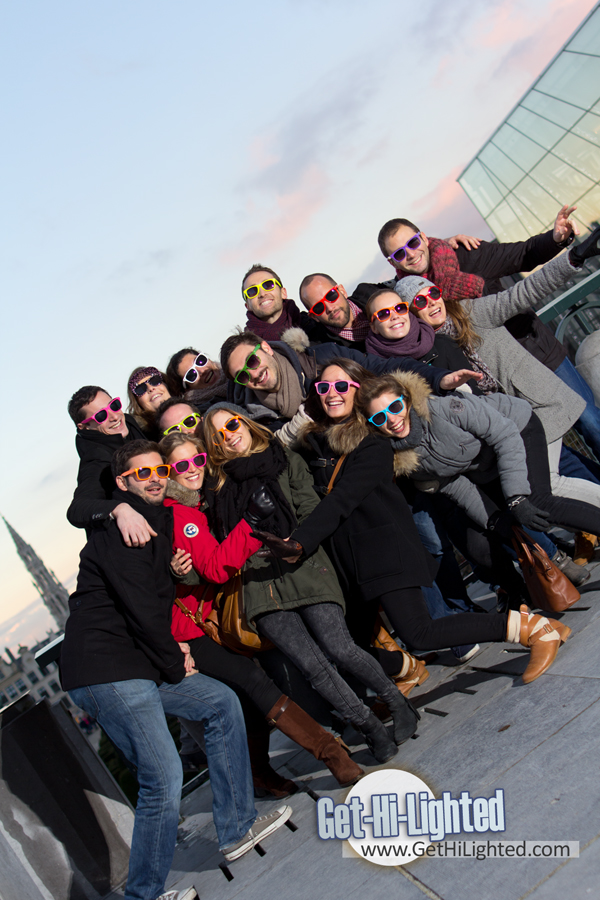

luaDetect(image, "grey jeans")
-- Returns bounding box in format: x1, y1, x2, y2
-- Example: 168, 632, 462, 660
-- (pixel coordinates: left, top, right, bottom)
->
256, 602, 397, 727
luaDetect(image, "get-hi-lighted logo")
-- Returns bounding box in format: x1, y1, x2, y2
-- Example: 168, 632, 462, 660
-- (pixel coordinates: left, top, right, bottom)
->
316, 769, 506, 866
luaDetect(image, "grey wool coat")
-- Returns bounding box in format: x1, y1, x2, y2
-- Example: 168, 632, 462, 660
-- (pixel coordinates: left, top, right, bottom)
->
388, 371, 534, 529
462, 251, 585, 443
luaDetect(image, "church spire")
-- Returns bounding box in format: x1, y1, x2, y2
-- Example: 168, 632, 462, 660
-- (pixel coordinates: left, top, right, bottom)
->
3, 517, 69, 630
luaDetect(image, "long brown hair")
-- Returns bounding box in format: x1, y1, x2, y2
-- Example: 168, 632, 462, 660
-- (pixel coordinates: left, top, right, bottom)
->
203, 407, 273, 490
444, 298, 482, 351
302, 358, 372, 440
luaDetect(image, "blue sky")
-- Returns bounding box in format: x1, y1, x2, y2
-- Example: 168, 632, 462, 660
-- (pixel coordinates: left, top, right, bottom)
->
0, 0, 596, 648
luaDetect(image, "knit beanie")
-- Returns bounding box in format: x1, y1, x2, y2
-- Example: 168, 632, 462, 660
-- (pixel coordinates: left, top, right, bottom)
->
205, 401, 248, 419
394, 276, 436, 305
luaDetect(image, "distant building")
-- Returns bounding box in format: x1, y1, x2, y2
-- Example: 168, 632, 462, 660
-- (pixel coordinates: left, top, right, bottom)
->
0, 637, 70, 712
458, 2, 600, 242
3, 517, 69, 630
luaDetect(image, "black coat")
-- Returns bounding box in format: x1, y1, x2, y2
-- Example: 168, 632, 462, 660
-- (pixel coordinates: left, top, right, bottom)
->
60, 490, 185, 690
67, 414, 147, 531
294, 429, 436, 601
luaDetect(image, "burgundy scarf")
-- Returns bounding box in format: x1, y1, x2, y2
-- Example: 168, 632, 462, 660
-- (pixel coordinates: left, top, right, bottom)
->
245, 297, 303, 341
365, 312, 435, 360
396, 238, 486, 301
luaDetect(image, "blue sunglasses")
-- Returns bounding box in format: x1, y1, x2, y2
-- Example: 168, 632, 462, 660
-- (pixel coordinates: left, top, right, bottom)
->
368, 397, 405, 427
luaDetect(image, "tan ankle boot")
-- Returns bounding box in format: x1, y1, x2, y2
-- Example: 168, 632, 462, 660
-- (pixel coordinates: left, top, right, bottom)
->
509, 605, 565, 683
393, 652, 430, 697
573, 532, 597, 566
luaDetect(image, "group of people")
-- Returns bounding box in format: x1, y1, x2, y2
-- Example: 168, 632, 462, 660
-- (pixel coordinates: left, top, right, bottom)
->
60, 203, 600, 900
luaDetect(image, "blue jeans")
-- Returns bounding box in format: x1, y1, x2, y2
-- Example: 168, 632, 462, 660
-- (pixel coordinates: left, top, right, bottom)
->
70, 676, 256, 900
412, 498, 477, 659
554, 357, 600, 460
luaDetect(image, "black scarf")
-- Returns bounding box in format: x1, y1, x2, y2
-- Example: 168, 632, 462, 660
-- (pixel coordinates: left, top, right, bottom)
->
389, 409, 425, 451
206, 441, 298, 540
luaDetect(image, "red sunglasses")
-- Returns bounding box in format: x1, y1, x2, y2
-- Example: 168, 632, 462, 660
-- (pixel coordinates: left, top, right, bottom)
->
411, 286, 442, 310
308, 285, 341, 317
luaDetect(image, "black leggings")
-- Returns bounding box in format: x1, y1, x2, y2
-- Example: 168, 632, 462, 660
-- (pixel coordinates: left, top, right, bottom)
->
188, 636, 280, 716
520, 415, 600, 534
379, 587, 507, 653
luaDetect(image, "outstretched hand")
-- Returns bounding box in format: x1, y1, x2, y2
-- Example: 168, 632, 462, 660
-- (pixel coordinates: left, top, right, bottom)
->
553, 204, 579, 243
439, 369, 484, 391
445, 233, 481, 251
251, 530, 303, 563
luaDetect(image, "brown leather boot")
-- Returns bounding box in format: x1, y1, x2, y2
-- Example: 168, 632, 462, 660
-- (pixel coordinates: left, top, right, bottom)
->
515, 605, 564, 684
573, 532, 598, 566
267, 695, 364, 786
393, 653, 430, 697
246, 720, 299, 799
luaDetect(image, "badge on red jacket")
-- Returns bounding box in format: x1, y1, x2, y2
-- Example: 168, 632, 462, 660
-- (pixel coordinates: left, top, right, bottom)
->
183, 523, 199, 538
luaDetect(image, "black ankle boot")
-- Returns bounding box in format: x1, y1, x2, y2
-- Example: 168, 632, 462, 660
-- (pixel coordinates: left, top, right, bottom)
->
387, 693, 420, 745
359, 713, 397, 764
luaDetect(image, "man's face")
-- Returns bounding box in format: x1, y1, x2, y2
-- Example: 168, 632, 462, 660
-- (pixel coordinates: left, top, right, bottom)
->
78, 391, 128, 438
115, 452, 168, 505
227, 341, 279, 392
177, 352, 221, 389
385, 226, 430, 275
158, 403, 200, 436
242, 270, 287, 322
300, 278, 352, 330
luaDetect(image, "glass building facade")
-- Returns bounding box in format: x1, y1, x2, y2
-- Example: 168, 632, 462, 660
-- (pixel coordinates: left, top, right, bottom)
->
458, 2, 600, 242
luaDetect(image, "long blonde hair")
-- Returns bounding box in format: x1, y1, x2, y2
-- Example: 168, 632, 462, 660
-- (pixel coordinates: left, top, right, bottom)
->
203, 407, 273, 490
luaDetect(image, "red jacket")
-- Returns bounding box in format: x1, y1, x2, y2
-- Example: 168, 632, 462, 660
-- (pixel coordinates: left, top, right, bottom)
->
163, 497, 262, 642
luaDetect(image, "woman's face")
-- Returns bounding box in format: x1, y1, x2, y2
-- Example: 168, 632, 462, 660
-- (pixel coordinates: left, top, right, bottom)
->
412, 288, 447, 330
318, 365, 359, 421
367, 391, 411, 439
177, 352, 221, 389
167, 440, 206, 490
211, 409, 253, 455
369, 291, 411, 340
134, 374, 170, 412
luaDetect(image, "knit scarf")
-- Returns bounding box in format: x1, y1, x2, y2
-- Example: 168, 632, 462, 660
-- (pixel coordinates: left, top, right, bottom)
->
389, 408, 425, 451
245, 297, 303, 341
396, 238, 486, 301
436, 317, 499, 393
205, 440, 298, 541
258, 352, 310, 419
365, 312, 435, 360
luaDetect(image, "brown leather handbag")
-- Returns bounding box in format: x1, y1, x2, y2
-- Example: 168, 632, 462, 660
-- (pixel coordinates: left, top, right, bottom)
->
175, 573, 273, 657
511, 526, 580, 613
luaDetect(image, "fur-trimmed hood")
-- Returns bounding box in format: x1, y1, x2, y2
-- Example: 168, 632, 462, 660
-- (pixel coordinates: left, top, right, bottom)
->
165, 478, 201, 508
368, 370, 433, 479
280, 327, 310, 353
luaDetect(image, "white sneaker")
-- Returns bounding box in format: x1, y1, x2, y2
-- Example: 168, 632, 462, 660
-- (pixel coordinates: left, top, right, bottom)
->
156, 888, 198, 900
222, 805, 293, 862
455, 644, 481, 663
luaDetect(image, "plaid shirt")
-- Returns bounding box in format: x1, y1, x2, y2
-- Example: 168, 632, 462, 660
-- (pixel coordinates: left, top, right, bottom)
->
329, 300, 371, 342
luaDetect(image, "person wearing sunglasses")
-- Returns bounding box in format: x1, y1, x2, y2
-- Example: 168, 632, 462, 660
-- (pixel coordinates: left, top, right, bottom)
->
255, 362, 569, 687
156, 397, 203, 437
67, 385, 159, 549
61, 438, 294, 889
242, 264, 328, 343
127, 366, 171, 437
299, 273, 370, 351
201, 401, 418, 764
157, 430, 364, 795
166, 347, 226, 403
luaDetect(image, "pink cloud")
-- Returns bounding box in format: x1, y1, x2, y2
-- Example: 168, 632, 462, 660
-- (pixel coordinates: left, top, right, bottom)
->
219, 163, 330, 265
413, 167, 495, 240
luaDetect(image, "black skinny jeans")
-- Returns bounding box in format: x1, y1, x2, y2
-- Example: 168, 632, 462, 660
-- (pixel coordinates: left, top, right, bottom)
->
256, 603, 401, 727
